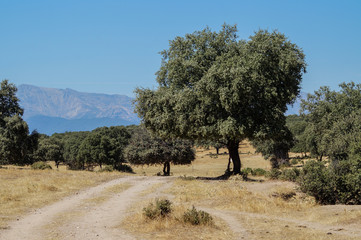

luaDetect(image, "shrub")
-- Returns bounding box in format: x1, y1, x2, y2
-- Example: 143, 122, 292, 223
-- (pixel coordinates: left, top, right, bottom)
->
266, 168, 281, 179
183, 206, 213, 225
251, 168, 267, 176
143, 199, 172, 219
298, 160, 337, 204
31, 161, 52, 170
240, 168, 253, 180
114, 164, 134, 173
280, 168, 301, 182
290, 158, 299, 165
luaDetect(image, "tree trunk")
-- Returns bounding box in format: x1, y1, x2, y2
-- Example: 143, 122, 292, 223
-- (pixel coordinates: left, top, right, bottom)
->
226, 157, 232, 173
163, 161, 170, 176
227, 140, 241, 174
216, 147, 219, 155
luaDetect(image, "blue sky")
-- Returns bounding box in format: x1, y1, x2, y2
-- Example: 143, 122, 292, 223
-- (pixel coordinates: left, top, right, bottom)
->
1, 0, 360, 97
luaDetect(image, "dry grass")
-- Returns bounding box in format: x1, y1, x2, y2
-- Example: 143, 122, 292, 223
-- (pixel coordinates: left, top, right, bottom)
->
121, 199, 233, 240
305, 205, 361, 225
237, 214, 359, 240
168, 179, 314, 216
0, 167, 127, 228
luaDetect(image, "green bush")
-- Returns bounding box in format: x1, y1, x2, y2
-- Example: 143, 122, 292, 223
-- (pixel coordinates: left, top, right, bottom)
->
266, 168, 282, 179
240, 168, 253, 180
31, 161, 52, 170
298, 160, 337, 204
143, 199, 172, 219
183, 206, 213, 225
290, 158, 299, 165
114, 164, 134, 173
280, 168, 301, 182
251, 168, 267, 176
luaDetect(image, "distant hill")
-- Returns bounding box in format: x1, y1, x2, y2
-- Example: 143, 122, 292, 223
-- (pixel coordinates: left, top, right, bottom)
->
17, 85, 140, 135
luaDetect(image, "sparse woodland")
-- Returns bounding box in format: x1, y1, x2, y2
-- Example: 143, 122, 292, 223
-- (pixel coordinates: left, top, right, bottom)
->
1, 23, 361, 240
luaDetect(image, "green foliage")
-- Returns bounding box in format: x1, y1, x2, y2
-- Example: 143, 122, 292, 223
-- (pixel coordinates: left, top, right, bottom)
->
31, 161, 52, 170
299, 159, 361, 204
143, 199, 172, 219
0, 80, 23, 121
135, 24, 306, 174
125, 126, 195, 175
0, 80, 34, 165
60, 131, 89, 170
54, 126, 131, 170
251, 168, 267, 176
251, 127, 294, 161
290, 158, 299, 165
301, 82, 361, 161
183, 206, 213, 225
266, 168, 282, 179
296, 82, 361, 204
279, 168, 301, 182
299, 160, 337, 204
286, 115, 309, 155
34, 136, 64, 168
240, 167, 252, 179
113, 164, 134, 173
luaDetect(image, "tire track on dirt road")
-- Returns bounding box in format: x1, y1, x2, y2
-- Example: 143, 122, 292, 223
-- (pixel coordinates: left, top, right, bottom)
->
0, 176, 174, 240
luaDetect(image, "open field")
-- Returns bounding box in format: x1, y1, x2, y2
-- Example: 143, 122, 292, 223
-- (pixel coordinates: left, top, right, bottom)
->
1, 141, 361, 239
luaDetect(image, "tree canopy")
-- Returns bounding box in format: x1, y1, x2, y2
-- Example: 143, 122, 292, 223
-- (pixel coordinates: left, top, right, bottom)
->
298, 82, 361, 204
0, 80, 23, 122
301, 82, 361, 161
0, 80, 38, 165
135, 24, 306, 173
124, 126, 195, 176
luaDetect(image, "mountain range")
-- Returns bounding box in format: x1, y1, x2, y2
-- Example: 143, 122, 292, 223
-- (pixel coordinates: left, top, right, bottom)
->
16, 84, 306, 135
17, 84, 140, 135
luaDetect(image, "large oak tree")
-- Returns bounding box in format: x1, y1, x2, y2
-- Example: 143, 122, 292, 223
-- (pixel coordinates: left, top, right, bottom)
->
135, 25, 306, 174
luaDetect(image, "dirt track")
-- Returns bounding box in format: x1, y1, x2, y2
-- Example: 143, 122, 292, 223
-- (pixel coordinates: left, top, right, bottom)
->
1, 176, 361, 240
0, 176, 173, 240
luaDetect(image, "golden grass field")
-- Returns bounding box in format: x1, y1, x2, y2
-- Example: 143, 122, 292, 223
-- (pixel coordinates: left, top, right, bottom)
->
1, 141, 361, 240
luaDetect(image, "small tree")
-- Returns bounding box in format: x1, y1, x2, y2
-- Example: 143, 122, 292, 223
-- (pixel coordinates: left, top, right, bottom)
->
60, 131, 90, 170
0, 79, 39, 165
0, 80, 23, 122
35, 136, 64, 168
124, 127, 195, 176
93, 126, 131, 168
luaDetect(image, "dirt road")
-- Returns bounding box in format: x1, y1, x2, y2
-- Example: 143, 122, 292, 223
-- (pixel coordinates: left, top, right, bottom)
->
0, 176, 173, 240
